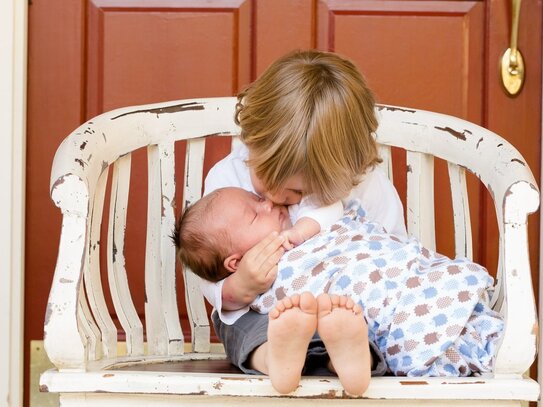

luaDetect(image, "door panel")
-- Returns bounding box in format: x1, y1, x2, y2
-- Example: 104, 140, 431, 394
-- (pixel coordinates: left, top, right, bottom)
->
321, 2, 483, 117
87, 0, 251, 116
254, 0, 315, 76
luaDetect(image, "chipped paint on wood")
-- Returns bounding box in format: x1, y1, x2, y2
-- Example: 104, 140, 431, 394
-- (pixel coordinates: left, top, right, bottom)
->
51, 176, 66, 188
434, 126, 471, 141
298, 390, 349, 399
400, 381, 429, 385
44, 302, 53, 327
112, 240, 117, 263
110, 101, 205, 120
377, 105, 416, 113
440, 381, 486, 385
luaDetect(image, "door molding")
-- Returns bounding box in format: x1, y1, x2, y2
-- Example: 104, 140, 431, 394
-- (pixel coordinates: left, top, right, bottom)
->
540, 18, 543, 405
0, 1, 27, 406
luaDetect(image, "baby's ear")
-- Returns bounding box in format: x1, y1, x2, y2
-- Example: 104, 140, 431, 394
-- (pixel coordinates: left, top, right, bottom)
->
224, 254, 242, 273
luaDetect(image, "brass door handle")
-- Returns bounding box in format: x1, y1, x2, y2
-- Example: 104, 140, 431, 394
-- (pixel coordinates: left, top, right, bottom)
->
500, 0, 524, 96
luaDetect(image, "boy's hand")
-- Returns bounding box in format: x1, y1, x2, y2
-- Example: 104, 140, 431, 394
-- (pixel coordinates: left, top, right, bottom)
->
222, 232, 285, 309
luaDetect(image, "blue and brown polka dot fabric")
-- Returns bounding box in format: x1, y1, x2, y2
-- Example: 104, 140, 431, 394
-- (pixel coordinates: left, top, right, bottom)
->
252, 201, 503, 376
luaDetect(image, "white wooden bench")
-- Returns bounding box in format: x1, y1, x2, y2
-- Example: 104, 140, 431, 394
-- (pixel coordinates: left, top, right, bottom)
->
40, 97, 540, 406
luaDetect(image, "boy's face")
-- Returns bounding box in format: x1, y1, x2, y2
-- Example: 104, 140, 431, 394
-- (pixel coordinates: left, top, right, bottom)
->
214, 188, 292, 255
250, 169, 305, 206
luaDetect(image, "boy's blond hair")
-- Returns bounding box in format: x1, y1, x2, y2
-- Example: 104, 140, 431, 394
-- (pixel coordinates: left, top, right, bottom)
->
236, 50, 381, 205
172, 191, 231, 282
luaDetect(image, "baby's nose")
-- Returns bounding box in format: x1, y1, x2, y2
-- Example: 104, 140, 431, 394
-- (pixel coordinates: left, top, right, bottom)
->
258, 198, 273, 212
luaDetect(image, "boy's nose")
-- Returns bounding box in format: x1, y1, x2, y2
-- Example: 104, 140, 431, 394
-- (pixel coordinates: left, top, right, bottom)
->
264, 192, 287, 205
266, 191, 300, 206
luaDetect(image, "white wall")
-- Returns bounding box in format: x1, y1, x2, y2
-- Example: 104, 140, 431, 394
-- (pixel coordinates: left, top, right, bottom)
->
0, 1, 27, 406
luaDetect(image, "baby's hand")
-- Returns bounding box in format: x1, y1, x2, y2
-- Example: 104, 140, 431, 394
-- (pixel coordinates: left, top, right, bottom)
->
279, 217, 320, 250
279, 228, 306, 250
235, 232, 285, 295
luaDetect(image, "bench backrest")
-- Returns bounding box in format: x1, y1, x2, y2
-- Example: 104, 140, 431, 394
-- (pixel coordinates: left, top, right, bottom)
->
44, 97, 539, 376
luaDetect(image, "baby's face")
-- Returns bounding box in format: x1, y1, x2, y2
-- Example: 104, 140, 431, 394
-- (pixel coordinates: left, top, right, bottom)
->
214, 188, 292, 255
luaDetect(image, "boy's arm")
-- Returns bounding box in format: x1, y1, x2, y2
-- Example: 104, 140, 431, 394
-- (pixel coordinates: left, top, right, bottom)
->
221, 232, 286, 310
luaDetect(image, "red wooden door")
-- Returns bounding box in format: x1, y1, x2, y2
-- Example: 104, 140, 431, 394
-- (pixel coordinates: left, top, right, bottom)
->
26, 0, 541, 405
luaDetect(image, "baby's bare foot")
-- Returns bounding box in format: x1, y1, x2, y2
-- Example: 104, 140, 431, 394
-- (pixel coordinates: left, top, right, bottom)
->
317, 293, 371, 396
268, 292, 318, 394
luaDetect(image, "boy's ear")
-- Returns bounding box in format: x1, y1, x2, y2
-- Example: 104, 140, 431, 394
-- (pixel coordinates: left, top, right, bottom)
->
224, 254, 242, 273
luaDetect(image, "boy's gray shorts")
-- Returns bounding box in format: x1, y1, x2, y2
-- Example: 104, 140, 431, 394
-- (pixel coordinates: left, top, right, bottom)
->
211, 309, 387, 376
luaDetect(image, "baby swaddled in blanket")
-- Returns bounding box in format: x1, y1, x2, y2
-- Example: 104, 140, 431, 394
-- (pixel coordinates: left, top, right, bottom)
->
251, 200, 503, 376
174, 186, 503, 377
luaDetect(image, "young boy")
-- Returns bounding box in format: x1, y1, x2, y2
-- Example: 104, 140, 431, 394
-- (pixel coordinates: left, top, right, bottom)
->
197, 50, 405, 395
174, 187, 504, 379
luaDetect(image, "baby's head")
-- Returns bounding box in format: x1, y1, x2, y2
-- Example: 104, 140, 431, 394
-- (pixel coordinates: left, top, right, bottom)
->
172, 187, 292, 282
236, 49, 381, 206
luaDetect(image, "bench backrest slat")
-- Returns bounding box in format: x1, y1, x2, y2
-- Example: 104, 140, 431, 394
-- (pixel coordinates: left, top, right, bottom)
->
78, 282, 103, 360
406, 151, 436, 251
87, 167, 117, 358
158, 142, 185, 355
107, 154, 145, 356
378, 145, 393, 182
447, 163, 473, 260
183, 138, 211, 353
145, 145, 170, 355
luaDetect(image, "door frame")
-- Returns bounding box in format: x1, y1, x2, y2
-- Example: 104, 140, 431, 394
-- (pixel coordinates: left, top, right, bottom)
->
540, 22, 543, 403
0, 1, 27, 406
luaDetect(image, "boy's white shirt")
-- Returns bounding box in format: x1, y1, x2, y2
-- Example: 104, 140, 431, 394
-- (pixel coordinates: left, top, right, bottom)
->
200, 143, 406, 325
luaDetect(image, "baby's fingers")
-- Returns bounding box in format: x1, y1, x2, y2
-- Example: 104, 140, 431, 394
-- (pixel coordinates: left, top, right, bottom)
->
281, 240, 294, 251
